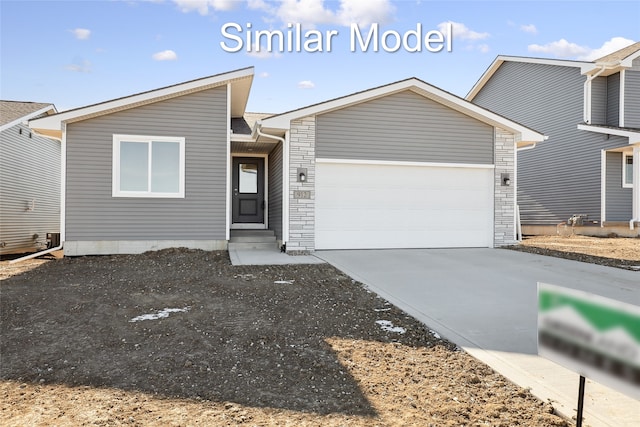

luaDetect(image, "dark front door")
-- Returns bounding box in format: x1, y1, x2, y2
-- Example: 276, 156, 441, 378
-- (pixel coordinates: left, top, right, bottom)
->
232, 157, 265, 224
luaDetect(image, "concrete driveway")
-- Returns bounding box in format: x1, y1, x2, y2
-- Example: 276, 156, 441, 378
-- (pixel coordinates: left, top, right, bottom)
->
316, 248, 640, 427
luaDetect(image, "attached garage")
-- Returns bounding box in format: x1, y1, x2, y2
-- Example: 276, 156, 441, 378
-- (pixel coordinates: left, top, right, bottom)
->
315, 161, 494, 249
258, 77, 545, 253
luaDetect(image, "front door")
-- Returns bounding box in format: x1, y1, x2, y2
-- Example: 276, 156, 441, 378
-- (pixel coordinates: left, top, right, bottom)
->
232, 157, 265, 224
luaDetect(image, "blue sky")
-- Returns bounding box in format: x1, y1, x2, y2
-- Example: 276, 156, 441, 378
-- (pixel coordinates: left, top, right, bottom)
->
1, 0, 639, 113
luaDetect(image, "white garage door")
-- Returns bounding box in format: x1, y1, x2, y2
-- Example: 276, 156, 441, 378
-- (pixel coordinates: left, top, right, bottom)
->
315, 162, 494, 249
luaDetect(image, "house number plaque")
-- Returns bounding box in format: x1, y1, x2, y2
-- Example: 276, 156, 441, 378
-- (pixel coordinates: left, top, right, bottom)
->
293, 190, 311, 199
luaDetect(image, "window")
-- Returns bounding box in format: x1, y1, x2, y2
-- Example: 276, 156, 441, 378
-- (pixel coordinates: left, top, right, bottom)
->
623, 154, 633, 188
113, 134, 185, 198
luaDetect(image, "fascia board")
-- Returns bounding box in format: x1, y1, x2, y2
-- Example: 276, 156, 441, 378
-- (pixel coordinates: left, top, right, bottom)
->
30, 68, 254, 131
578, 124, 640, 144
1, 104, 57, 132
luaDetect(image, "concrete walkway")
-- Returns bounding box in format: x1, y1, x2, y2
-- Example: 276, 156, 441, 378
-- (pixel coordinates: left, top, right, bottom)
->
228, 246, 324, 266
316, 248, 640, 427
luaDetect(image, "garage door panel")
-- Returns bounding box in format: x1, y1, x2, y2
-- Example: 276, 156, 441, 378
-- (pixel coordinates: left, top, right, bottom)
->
315, 162, 494, 249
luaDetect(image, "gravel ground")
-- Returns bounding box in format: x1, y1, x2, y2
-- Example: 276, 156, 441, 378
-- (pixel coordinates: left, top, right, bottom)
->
1, 249, 567, 426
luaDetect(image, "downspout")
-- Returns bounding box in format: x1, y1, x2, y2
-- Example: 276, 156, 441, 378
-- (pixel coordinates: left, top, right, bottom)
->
10, 125, 65, 264
583, 65, 606, 124
630, 145, 640, 230
255, 123, 288, 248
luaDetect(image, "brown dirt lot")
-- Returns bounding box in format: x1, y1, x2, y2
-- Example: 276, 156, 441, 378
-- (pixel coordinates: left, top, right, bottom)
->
1, 249, 567, 426
508, 235, 640, 270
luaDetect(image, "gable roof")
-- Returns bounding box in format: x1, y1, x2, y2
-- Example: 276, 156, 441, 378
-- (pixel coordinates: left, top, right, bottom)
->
0, 101, 57, 131
594, 41, 640, 65
466, 56, 593, 101
467, 42, 640, 100
30, 67, 254, 139
259, 77, 545, 146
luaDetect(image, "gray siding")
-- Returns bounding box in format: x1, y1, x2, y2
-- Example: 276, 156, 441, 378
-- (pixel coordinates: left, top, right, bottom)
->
268, 141, 283, 241
606, 73, 620, 127
606, 152, 632, 221
473, 62, 627, 225
316, 90, 494, 164
631, 57, 640, 71
591, 76, 607, 125
66, 87, 228, 241
624, 70, 640, 128
0, 122, 60, 254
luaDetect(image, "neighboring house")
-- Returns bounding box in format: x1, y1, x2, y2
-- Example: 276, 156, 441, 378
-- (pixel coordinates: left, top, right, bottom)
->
29, 67, 544, 256
0, 101, 59, 255
467, 43, 640, 235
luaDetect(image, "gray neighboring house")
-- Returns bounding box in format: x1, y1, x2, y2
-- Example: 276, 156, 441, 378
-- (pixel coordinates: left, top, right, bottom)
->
29, 67, 544, 256
1, 101, 59, 255
467, 43, 640, 235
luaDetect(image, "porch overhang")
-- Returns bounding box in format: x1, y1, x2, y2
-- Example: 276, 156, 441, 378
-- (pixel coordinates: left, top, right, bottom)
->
578, 124, 640, 144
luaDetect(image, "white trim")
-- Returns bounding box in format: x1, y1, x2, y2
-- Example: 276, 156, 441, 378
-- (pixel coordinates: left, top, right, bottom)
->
623, 152, 634, 188
29, 68, 254, 136
112, 134, 185, 198
315, 158, 496, 169
0, 104, 57, 132
263, 78, 545, 145
61, 122, 67, 243
601, 150, 607, 226
619, 69, 625, 128
230, 153, 268, 228
226, 83, 232, 241
632, 146, 640, 228
577, 124, 640, 144
466, 56, 592, 101
283, 130, 290, 245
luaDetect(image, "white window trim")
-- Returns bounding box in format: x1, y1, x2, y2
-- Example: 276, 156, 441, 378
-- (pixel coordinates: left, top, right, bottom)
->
112, 134, 186, 198
623, 153, 633, 189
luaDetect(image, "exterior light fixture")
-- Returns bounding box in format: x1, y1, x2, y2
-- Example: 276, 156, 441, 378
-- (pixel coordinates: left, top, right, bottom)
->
297, 168, 307, 182
501, 173, 511, 186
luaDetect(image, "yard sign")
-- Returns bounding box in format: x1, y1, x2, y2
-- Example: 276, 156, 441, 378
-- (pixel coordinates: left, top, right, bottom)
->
538, 283, 640, 400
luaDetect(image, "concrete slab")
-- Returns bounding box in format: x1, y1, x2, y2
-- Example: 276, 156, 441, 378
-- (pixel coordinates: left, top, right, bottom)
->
228, 247, 325, 266
316, 248, 640, 427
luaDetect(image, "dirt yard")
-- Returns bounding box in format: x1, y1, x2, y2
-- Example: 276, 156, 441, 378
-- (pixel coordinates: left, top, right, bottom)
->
0, 249, 568, 426
510, 235, 640, 270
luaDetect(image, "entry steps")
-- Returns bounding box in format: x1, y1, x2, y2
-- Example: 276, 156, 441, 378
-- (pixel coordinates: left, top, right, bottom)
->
228, 229, 279, 251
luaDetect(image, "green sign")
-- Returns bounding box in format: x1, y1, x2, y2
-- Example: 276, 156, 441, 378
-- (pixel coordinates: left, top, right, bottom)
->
538, 283, 640, 400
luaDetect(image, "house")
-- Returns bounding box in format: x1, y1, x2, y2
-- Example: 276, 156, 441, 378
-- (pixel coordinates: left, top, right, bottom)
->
29, 67, 544, 256
1, 101, 59, 255
467, 43, 640, 236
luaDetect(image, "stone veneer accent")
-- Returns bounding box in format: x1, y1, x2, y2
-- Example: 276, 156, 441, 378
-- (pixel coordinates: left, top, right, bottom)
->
494, 127, 517, 246
287, 116, 316, 253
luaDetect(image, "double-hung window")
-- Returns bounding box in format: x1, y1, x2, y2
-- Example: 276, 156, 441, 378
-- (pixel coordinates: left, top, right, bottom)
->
113, 134, 185, 198
623, 153, 633, 188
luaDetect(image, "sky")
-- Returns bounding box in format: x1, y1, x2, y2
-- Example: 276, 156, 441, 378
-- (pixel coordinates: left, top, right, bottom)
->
1, 0, 639, 114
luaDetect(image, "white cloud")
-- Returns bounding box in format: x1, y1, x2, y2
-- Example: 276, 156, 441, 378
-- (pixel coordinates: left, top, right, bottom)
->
297, 80, 315, 89
65, 59, 92, 73
152, 50, 178, 61
246, 42, 281, 59
438, 21, 489, 41
477, 44, 490, 53
528, 37, 635, 60
335, 0, 395, 26
528, 38, 589, 58
578, 37, 635, 61
520, 24, 537, 35
259, 71, 270, 78
172, 0, 238, 15
71, 28, 91, 40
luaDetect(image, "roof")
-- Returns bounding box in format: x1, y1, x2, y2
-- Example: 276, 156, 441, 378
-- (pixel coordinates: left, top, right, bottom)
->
466, 56, 593, 101
0, 101, 57, 131
577, 123, 640, 144
594, 41, 640, 65
468, 42, 640, 100
30, 67, 254, 139
259, 77, 546, 146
